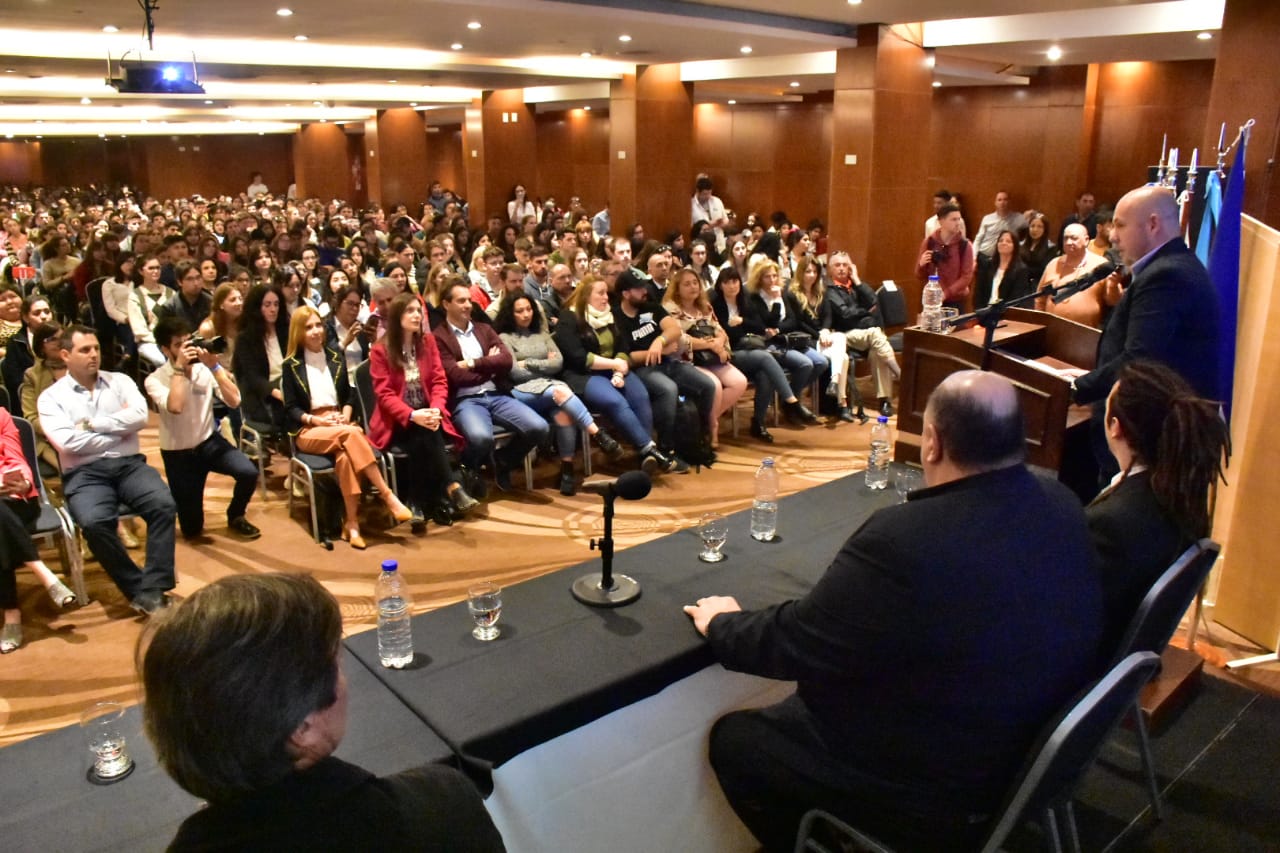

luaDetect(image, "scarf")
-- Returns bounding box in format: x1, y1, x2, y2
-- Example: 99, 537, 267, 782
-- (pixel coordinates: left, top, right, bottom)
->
585, 303, 615, 330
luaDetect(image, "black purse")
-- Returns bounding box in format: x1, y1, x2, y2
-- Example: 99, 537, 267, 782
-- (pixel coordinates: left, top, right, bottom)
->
782, 331, 814, 351
687, 320, 723, 366
737, 333, 767, 351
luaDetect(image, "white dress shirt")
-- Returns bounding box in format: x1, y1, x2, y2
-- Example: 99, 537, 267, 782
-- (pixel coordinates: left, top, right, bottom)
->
145, 361, 224, 451
37, 370, 148, 472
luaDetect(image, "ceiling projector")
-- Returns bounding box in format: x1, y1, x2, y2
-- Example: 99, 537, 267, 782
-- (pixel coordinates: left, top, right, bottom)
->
107, 60, 205, 95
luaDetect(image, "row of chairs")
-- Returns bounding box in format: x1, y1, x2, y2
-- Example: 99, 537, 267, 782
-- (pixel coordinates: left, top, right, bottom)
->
795, 538, 1222, 853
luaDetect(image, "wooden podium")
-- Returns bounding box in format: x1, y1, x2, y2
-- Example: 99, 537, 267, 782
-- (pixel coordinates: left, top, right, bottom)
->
894, 308, 1100, 476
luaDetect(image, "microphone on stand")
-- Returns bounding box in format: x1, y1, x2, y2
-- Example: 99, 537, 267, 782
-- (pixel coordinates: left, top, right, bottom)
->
572, 471, 652, 607
1050, 262, 1121, 304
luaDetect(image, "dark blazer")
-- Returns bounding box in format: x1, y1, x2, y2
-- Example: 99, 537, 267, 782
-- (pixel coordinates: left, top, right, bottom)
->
710, 294, 768, 348
553, 307, 619, 396
1086, 471, 1188, 658
746, 291, 809, 339
706, 465, 1103, 816
1073, 238, 1220, 405
282, 345, 352, 432
822, 281, 881, 333
324, 314, 371, 363
792, 291, 832, 339
231, 325, 289, 427
431, 319, 514, 406
1, 332, 33, 408
973, 257, 1035, 309
168, 756, 506, 852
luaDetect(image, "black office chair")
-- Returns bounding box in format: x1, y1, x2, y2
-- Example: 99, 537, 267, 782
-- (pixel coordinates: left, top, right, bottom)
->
875, 283, 907, 353
13, 416, 87, 602
287, 433, 337, 545
794, 651, 1163, 853
1106, 538, 1221, 819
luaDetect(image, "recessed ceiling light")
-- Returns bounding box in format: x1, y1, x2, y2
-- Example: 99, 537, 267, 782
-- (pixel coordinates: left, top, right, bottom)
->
410, 102, 418, 107
584, 105, 592, 111
80, 97, 92, 105
932, 81, 942, 88
1197, 31, 1213, 41
276, 8, 293, 16
451, 42, 463, 50
580, 51, 592, 58
312, 100, 323, 106
387, 80, 397, 84
294, 34, 308, 41
102, 25, 119, 33
848, 0, 863, 5
4, 69, 14, 74
204, 99, 213, 104
740, 45, 753, 55
1046, 45, 1063, 61
467, 21, 481, 30
789, 81, 800, 88
619, 34, 632, 43
727, 99, 737, 105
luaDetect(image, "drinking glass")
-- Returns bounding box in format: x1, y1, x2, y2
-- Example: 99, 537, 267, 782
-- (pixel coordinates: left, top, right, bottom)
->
468, 582, 502, 641
81, 701, 134, 783
697, 512, 727, 563
894, 467, 922, 504
940, 307, 960, 333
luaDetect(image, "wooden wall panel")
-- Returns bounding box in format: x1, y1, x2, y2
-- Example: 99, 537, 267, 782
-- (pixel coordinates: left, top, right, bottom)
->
634, 65, 693, 241
377, 108, 429, 209
462, 102, 486, 227
425, 125, 465, 201
0, 141, 41, 185
294, 123, 350, 203
481, 89, 538, 222
535, 109, 610, 215
608, 75, 637, 236
363, 118, 382, 209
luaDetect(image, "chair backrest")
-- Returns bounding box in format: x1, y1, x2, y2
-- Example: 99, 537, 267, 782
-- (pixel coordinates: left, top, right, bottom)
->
12, 415, 52, 504
979, 651, 1161, 852
0, 385, 10, 414
1110, 538, 1220, 666
352, 358, 374, 429
876, 283, 908, 328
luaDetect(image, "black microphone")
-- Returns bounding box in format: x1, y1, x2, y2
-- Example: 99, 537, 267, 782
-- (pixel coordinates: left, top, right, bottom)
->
1051, 261, 1121, 304
581, 470, 652, 500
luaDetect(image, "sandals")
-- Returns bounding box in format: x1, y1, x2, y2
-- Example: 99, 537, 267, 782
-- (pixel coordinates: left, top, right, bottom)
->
0, 623, 21, 654
47, 580, 78, 609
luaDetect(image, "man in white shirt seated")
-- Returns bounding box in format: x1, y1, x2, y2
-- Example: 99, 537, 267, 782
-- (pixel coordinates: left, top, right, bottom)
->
144, 317, 261, 542
37, 325, 177, 615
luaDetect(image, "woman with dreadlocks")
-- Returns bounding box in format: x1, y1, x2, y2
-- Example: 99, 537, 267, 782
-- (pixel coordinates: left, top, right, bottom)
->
1087, 359, 1229, 653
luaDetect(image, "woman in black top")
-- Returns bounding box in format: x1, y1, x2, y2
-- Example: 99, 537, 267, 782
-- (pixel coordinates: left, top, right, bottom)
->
1020, 212, 1058, 287
974, 230, 1035, 308
232, 283, 289, 431
711, 267, 816, 442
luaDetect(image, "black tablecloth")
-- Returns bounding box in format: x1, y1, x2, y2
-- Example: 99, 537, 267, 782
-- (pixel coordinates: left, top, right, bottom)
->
0, 647, 455, 853
345, 472, 897, 780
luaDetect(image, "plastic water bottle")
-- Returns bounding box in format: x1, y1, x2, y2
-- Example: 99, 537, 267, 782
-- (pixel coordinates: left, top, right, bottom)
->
922, 274, 944, 333
751, 458, 779, 541
376, 560, 414, 669
866, 416, 891, 490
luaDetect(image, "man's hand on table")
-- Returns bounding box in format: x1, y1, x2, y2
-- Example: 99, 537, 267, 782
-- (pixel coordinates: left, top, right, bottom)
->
682, 596, 742, 637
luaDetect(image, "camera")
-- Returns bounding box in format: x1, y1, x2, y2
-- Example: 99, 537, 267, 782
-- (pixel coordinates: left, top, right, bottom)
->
930, 247, 948, 265
188, 334, 228, 355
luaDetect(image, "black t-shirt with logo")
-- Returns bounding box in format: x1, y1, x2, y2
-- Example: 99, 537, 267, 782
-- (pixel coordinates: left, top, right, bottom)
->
614, 302, 669, 355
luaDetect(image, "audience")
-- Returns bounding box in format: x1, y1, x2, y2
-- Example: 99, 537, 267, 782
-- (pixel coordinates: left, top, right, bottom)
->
139, 573, 506, 851
683, 371, 1103, 851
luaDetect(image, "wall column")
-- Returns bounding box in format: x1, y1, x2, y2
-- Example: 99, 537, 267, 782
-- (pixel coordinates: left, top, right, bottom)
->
608, 74, 637, 238
479, 89, 537, 224
826, 24, 932, 292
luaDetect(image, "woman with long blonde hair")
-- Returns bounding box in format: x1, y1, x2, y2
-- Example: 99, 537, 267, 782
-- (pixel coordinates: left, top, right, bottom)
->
663, 268, 746, 448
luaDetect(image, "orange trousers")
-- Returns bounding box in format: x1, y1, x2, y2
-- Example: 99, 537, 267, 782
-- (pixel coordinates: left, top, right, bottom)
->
295, 424, 378, 498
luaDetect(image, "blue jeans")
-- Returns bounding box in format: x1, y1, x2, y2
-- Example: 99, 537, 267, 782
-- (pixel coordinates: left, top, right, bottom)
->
732, 349, 797, 423
453, 392, 551, 470
512, 385, 594, 459
634, 360, 718, 452
778, 346, 828, 396
583, 374, 653, 450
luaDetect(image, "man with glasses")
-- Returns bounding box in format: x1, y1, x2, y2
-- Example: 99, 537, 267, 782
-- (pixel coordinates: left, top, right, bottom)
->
155, 260, 213, 331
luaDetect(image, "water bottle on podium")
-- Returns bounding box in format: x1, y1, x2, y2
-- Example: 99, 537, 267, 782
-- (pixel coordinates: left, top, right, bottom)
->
921, 274, 944, 333
866, 416, 891, 490
751, 458, 779, 541
376, 560, 414, 669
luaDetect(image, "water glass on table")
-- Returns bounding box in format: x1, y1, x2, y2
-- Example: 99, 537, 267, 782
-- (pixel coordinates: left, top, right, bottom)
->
894, 467, 922, 504
697, 512, 727, 563
81, 701, 134, 784
468, 582, 502, 641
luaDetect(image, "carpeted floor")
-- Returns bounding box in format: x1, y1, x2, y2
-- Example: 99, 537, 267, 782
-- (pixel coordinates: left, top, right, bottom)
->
0, 392, 880, 747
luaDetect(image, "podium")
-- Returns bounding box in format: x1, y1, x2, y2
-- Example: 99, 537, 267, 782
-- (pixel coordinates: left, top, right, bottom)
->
894, 308, 1100, 476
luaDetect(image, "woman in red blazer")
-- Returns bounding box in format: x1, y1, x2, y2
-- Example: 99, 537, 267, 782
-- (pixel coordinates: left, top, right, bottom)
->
0, 407, 78, 653
369, 293, 479, 530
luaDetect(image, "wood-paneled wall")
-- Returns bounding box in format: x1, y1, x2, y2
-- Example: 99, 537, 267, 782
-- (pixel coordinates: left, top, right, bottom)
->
376, 108, 430, 209
425, 125, 465, 200
294, 123, 350, 203
0, 141, 42, 186
535, 109, 610, 216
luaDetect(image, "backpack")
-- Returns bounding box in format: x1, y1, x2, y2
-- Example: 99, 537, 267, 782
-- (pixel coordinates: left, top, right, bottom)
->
672, 396, 714, 469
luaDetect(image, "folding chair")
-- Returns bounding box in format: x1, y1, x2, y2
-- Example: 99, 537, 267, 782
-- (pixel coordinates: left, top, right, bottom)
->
13, 416, 86, 602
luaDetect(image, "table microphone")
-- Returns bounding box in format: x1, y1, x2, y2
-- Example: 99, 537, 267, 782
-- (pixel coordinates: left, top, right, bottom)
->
572, 471, 652, 607
581, 470, 652, 500
1051, 262, 1121, 304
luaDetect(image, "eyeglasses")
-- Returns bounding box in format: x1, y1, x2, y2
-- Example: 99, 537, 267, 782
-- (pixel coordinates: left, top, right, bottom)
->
341, 298, 362, 309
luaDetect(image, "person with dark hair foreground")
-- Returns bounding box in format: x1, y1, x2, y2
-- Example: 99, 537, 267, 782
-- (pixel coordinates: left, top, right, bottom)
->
140, 573, 505, 852
683, 371, 1102, 851
1088, 360, 1229, 655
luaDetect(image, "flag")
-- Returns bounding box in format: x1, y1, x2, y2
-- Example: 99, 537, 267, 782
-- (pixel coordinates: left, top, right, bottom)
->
1207, 130, 1245, 423
1195, 168, 1221, 266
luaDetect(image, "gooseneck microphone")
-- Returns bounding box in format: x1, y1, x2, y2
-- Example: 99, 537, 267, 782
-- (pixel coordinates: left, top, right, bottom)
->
572, 471, 652, 607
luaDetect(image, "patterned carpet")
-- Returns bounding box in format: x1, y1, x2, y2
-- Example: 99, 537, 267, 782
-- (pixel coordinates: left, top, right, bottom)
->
0, 392, 880, 747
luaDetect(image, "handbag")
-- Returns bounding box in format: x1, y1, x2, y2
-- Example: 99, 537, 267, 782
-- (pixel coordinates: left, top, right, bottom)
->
687, 320, 723, 367
782, 331, 813, 351
738, 333, 767, 351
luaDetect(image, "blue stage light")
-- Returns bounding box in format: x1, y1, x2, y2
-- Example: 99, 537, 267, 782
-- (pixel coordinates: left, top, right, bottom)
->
161, 66, 180, 82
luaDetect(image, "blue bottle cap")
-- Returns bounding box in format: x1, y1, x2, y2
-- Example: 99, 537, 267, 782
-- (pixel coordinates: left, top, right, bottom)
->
762, 457, 774, 466
381, 560, 398, 572
877, 416, 889, 423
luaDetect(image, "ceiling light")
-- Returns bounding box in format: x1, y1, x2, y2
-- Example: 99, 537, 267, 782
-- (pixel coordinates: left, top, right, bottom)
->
4, 69, 14, 74
847, 0, 863, 5
727, 99, 736, 105
1046, 46, 1063, 61
580, 51, 592, 58
789, 81, 800, 88
80, 97, 91, 105
387, 80, 397, 84
740, 45, 753, 55
102, 25, 119, 33
312, 100, 323, 106
1197, 31, 1212, 41
276, 8, 293, 16
467, 21, 481, 30
294, 35, 308, 41
932, 81, 942, 88
410, 102, 418, 107
618, 34, 632, 43
451, 42, 463, 50
204, 99, 214, 104
584, 105, 592, 111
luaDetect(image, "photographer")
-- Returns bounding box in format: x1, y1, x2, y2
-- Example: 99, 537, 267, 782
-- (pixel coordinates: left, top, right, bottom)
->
144, 316, 261, 541
915, 203, 975, 311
